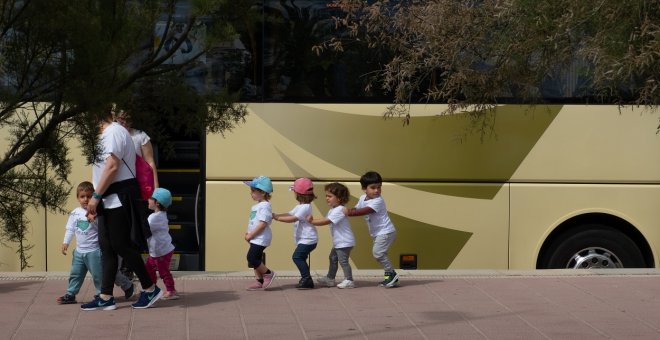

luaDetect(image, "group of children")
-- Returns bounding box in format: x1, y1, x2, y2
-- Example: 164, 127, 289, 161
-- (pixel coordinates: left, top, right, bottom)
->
244, 171, 400, 291
57, 182, 179, 308
59, 170, 397, 307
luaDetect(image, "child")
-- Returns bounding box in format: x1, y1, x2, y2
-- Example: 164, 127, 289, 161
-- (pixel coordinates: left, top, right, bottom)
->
145, 188, 179, 300
345, 171, 399, 288
58, 181, 136, 305
244, 175, 277, 290
308, 182, 356, 289
273, 177, 318, 289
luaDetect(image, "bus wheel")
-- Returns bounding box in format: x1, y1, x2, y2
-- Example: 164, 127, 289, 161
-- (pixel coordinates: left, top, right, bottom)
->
541, 224, 646, 269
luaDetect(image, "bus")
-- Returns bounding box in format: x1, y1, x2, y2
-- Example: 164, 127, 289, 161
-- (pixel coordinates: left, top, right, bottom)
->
202, 103, 660, 271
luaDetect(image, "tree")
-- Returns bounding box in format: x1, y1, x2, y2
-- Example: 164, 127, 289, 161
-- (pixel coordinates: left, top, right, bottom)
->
0, 0, 248, 270
315, 0, 659, 124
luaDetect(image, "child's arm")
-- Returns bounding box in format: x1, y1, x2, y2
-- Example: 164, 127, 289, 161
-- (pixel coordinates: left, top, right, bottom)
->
343, 206, 375, 217
307, 215, 332, 226
62, 213, 76, 255
245, 220, 268, 242
272, 213, 298, 223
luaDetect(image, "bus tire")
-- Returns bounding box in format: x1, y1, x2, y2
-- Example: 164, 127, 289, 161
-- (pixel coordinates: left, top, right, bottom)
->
540, 224, 646, 269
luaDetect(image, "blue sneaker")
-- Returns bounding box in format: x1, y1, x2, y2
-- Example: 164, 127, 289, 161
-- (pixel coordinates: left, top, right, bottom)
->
81, 295, 117, 311
131, 286, 163, 309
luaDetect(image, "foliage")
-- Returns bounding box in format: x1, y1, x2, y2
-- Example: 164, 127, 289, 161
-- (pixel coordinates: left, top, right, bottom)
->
0, 0, 248, 270
315, 0, 659, 123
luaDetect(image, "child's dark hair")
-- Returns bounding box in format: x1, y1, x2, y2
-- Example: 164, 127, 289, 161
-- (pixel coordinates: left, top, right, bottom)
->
325, 182, 350, 205
77, 181, 94, 194
360, 171, 382, 189
296, 192, 316, 204
154, 201, 168, 212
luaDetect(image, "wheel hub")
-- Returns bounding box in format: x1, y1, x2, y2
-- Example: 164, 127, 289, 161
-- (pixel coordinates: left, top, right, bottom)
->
567, 247, 623, 269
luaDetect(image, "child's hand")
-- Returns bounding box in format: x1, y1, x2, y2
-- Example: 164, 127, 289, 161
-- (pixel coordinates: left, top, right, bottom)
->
86, 211, 96, 222
306, 215, 313, 223
61, 244, 69, 255
244, 232, 251, 242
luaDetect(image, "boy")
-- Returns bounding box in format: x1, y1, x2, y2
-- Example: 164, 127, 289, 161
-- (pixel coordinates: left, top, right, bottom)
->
345, 171, 399, 287
58, 181, 135, 305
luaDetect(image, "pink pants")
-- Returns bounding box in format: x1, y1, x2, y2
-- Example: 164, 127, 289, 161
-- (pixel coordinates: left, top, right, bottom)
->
145, 251, 176, 292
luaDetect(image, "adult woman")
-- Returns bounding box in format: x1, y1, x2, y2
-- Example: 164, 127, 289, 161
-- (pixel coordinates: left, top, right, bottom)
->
82, 113, 163, 310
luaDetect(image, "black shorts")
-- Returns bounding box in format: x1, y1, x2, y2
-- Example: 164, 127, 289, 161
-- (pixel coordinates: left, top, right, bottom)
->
247, 243, 266, 268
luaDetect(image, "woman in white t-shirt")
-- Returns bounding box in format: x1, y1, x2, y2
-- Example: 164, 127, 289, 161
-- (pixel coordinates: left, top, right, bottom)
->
273, 178, 318, 289
308, 182, 356, 289
83, 113, 163, 310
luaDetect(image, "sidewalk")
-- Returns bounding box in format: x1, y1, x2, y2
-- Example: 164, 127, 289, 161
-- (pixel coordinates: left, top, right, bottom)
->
2, 269, 660, 339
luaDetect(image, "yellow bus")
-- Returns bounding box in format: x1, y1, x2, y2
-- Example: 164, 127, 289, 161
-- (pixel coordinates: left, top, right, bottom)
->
203, 103, 660, 271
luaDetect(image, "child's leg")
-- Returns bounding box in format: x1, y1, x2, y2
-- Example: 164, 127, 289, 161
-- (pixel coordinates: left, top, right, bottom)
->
292, 243, 317, 279
67, 249, 88, 296
144, 256, 159, 286
247, 243, 267, 279
336, 247, 354, 281
372, 232, 397, 272
155, 251, 176, 292
114, 255, 134, 291
83, 249, 103, 296
326, 248, 339, 279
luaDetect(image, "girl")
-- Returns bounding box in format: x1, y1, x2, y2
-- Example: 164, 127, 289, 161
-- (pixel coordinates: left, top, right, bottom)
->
273, 177, 318, 289
244, 176, 277, 290
308, 182, 356, 289
146, 188, 179, 300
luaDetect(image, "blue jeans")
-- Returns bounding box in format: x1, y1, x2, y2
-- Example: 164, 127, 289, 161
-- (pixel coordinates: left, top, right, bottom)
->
292, 243, 317, 279
67, 249, 103, 296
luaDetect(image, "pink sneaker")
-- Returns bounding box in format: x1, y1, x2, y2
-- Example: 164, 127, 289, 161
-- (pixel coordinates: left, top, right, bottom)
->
247, 281, 263, 291
162, 291, 180, 300
262, 271, 276, 290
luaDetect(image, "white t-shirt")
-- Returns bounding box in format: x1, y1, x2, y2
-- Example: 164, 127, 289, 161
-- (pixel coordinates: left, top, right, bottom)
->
355, 195, 396, 237
147, 211, 175, 257
327, 205, 355, 248
92, 122, 136, 208
289, 203, 318, 245
247, 201, 273, 247
62, 207, 100, 253
130, 129, 150, 157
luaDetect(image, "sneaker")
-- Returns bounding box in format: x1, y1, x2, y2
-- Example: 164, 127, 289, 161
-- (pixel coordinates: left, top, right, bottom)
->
162, 291, 180, 300
316, 276, 336, 287
131, 286, 163, 309
57, 294, 77, 304
123, 283, 136, 300
337, 279, 355, 289
380, 271, 400, 288
262, 271, 277, 290
296, 277, 314, 290
246, 281, 263, 291
81, 295, 117, 311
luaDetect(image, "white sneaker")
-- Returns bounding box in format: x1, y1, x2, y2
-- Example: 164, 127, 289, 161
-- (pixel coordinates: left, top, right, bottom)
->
337, 279, 355, 289
316, 276, 336, 287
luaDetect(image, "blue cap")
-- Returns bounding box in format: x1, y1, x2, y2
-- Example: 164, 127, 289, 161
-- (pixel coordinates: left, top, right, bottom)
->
244, 175, 273, 193
151, 188, 172, 208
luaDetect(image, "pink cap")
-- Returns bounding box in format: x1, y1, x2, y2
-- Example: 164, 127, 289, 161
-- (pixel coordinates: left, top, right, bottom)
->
290, 177, 314, 194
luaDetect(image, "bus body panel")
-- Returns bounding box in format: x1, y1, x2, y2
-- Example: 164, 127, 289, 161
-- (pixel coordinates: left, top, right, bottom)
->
510, 184, 660, 269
